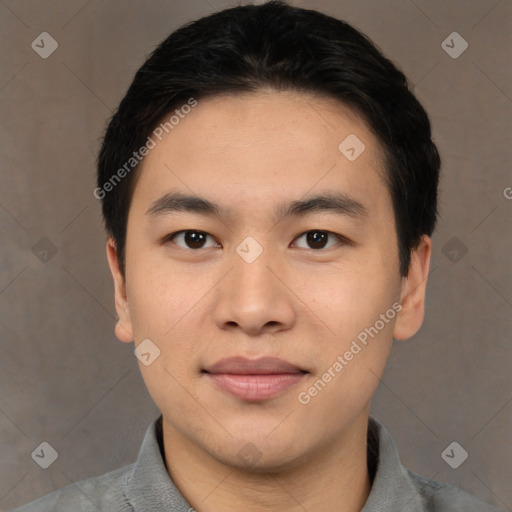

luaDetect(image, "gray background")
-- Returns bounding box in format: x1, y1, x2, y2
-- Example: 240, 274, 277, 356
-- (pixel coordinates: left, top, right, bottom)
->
0, 0, 511, 510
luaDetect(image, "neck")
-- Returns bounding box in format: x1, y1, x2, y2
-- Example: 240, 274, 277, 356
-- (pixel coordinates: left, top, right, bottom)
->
162, 411, 372, 512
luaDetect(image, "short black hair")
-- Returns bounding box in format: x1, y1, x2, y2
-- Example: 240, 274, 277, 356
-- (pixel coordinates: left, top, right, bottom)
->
97, 0, 440, 277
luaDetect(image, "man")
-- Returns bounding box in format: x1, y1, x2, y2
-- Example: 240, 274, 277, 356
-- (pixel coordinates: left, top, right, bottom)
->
11, 1, 500, 511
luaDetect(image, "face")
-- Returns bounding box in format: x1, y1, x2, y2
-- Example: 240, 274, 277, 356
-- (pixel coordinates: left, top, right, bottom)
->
108, 91, 431, 471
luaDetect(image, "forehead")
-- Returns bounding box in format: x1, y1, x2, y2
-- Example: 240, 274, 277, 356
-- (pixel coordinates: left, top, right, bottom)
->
132, 91, 390, 220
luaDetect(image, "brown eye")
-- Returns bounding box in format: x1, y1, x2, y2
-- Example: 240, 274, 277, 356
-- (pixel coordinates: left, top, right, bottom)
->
166, 230, 218, 250
293, 230, 343, 250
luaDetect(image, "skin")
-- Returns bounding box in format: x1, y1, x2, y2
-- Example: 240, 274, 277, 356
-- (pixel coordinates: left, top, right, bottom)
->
107, 90, 431, 512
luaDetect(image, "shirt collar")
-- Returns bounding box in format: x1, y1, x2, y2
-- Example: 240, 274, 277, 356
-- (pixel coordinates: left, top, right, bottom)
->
124, 415, 192, 511
125, 415, 425, 512
362, 417, 426, 511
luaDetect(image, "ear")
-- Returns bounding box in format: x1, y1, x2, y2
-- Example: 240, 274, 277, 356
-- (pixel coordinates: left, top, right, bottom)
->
106, 238, 134, 343
393, 235, 432, 341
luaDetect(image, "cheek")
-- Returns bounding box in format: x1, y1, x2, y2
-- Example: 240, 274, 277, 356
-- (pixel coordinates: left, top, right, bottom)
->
296, 279, 397, 425
125, 249, 179, 336
298, 259, 399, 406
125, 254, 217, 370
305, 258, 398, 335
128, 270, 197, 339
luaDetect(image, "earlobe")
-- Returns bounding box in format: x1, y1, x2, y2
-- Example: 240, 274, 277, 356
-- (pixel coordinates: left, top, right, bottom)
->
106, 238, 134, 343
115, 319, 133, 343
393, 235, 432, 341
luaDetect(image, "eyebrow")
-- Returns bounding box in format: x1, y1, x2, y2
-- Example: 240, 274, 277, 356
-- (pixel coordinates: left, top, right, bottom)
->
146, 190, 368, 224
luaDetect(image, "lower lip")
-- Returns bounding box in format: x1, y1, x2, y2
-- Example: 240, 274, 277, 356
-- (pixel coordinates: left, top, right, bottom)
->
206, 373, 306, 401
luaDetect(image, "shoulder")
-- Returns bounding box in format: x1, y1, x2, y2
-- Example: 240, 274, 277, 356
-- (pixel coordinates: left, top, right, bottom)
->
8, 463, 135, 512
405, 468, 501, 512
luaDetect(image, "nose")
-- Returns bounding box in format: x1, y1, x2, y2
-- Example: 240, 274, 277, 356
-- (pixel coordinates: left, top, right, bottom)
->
212, 244, 297, 337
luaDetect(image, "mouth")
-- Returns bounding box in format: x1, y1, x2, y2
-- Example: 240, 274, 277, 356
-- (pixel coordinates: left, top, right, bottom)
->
202, 356, 309, 401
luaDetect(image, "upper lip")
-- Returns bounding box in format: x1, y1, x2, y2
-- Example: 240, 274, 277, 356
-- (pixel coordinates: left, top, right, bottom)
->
204, 356, 308, 375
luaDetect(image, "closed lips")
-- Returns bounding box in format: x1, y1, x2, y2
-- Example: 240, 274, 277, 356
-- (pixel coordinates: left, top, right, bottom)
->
203, 356, 309, 375
203, 357, 309, 401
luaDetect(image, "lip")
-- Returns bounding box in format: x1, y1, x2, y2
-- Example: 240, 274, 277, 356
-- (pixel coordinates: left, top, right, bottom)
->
203, 356, 308, 401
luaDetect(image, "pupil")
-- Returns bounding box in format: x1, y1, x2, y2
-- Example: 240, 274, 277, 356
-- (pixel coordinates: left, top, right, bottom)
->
307, 231, 327, 249
186, 231, 205, 249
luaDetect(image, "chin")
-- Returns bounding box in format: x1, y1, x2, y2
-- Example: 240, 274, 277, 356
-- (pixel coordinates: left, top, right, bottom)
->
221, 442, 307, 475
217, 426, 311, 472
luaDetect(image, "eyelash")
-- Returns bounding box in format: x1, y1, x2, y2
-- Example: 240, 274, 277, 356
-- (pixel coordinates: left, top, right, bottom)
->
163, 229, 349, 251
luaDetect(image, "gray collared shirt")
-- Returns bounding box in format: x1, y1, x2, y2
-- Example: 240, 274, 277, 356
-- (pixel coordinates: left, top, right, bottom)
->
10, 415, 500, 511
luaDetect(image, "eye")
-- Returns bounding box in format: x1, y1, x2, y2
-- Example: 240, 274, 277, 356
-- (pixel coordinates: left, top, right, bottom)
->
292, 230, 345, 250
163, 229, 347, 251
164, 230, 219, 250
